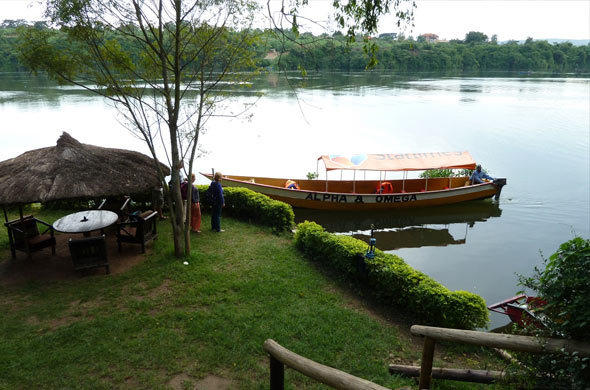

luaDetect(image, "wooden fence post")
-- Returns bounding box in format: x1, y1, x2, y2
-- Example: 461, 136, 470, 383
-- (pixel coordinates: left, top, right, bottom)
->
418, 337, 436, 389
270, 354, 284, 390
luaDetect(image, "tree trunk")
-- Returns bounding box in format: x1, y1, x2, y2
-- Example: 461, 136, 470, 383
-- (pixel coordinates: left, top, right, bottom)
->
167, 161, 185, 258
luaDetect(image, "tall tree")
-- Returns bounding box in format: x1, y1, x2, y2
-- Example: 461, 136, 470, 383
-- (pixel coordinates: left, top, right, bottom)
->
464, 31, 488, 44
17, 0, 259, 257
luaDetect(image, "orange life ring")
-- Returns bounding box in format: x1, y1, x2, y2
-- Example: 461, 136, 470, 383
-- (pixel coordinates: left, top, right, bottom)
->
376, 181, 394, 194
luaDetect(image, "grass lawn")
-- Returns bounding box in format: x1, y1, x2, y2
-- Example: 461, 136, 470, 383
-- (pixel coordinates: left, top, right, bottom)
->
0, 208, 507, 389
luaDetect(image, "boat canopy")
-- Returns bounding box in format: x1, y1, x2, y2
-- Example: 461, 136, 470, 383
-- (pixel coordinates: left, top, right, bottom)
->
318, 152, 477, 172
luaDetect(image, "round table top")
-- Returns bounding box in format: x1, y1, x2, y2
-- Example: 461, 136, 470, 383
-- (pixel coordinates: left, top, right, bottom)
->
52, 210, 118, 234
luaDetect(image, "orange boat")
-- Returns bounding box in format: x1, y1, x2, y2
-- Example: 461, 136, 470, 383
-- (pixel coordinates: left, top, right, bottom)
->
202, 152, 506, 210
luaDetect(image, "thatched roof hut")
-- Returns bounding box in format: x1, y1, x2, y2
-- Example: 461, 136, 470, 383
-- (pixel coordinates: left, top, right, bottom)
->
0, 132, 169, 206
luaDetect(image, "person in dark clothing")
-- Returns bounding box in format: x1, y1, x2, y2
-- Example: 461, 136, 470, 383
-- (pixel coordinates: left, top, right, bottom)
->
470, 164, 494, 184
208, 171, 225, 232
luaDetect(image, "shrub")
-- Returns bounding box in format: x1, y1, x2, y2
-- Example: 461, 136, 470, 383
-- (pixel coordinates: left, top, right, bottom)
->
519, 237, 590, 340
419, 168, 476, 178
515, 237, 590, 387
294, 221, 488, 329
198, 185, 294, 233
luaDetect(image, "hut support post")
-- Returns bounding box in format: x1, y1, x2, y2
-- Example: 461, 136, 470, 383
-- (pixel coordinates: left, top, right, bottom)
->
3, 206, 16, 259
353, 170, 356, 193
325, 171, 328, 192
270, 355, 285, 390
19, 205, 24, 220
419, 337, 436, 389
316, 159, 319, 177
425, 177, 428, 191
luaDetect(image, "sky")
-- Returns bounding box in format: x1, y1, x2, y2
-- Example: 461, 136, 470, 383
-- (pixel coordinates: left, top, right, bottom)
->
1, 0, 589, 41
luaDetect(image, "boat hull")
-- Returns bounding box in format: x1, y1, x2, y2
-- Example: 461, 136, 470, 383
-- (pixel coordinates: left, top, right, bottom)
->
203, 174, 503, 210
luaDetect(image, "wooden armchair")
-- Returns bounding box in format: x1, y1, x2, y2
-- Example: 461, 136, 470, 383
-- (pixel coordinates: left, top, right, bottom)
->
68, 235, 109, 274
4, 215, 56, 260
116, 210, 158, 253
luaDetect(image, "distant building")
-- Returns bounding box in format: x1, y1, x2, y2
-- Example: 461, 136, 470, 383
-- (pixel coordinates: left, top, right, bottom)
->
264, 50, 280, 60
419, 33, 439, 43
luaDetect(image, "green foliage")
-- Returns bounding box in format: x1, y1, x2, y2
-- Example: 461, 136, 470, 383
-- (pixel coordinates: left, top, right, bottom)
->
515, 237, 590, 387
420, 169, 454, 178
464, 31, 488, 44
419, 168, 475, 178
520, 237, 590, 339
294, 221, 489, 329
197, 185, 294, 233
306, 172, 319, 179
4, 23, 590, 73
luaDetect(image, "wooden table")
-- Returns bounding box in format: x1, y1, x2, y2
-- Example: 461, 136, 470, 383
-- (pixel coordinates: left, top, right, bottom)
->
52, 210, 118, 236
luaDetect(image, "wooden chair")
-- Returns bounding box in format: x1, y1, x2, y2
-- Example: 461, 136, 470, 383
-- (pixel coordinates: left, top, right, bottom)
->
68, 235, 110, 274
98, 196, 131, 221
116, 210, 158, 253
4, 215, 56, 259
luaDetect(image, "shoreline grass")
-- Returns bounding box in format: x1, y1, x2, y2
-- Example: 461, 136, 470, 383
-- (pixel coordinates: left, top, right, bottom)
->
1, 209, 506, 389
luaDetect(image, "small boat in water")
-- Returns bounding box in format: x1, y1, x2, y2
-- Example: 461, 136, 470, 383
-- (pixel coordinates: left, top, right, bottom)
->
203, 152, 506, 210
488, 294, 547, 328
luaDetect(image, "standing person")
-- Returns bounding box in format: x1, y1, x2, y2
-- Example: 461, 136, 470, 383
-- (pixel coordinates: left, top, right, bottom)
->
182, 174, 202, 233
208, 171, 225, 232
470, 164, 495, 184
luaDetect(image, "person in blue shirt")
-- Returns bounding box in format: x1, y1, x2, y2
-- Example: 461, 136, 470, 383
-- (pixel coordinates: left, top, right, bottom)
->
208, 171, 225, 232
470, 164, 495, 184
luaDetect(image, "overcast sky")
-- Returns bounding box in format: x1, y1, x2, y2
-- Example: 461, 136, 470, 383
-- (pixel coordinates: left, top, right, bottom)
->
1, 0, 589, 41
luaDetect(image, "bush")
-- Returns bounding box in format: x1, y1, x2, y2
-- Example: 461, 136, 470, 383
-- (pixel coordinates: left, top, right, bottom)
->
419, 168, 476, 178
520, 237, 590, 340
198, 185, 294, 233
515, 237, 590, 387
294, 221, 488, 329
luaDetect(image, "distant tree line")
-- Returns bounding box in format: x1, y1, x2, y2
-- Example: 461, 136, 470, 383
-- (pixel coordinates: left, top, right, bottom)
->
1, 20, 589, 74
271, 31, 590, 73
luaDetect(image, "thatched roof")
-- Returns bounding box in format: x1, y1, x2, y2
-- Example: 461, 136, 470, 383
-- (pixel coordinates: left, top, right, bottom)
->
0, 132, 169, 205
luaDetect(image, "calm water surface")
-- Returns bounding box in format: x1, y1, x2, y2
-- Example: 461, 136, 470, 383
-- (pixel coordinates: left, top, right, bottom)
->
1, 72, 588, 328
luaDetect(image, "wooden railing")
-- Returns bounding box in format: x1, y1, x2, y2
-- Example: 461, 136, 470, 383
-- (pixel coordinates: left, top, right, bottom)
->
401, 325, 590, 390
263, 339, 390, 390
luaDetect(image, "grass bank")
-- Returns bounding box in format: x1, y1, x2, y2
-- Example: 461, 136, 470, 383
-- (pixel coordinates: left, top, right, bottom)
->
0, 209, 505, 389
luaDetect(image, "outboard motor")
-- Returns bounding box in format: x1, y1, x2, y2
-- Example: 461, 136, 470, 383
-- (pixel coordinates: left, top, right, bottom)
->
493, 178, 507, 200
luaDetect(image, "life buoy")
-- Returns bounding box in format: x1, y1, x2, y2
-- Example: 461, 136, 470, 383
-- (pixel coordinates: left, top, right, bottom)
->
285, 179, 300, 190
376, 181, 394, 194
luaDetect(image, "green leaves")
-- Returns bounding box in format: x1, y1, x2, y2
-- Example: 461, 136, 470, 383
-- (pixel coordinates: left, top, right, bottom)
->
517, 237, 590, 387
198, 186, 294, 233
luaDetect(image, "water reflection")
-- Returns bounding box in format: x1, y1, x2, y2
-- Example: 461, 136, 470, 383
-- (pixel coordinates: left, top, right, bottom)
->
295, 200, 502, 232
353, 226, 466, 250
294, 200, 502, 250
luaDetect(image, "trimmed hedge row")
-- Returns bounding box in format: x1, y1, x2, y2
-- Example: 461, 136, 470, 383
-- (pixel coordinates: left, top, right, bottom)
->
197, 185, 294, 233
294, 221, 488, 329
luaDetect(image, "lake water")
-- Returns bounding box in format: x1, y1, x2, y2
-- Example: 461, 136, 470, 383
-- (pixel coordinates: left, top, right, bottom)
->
1, 72, 589, 328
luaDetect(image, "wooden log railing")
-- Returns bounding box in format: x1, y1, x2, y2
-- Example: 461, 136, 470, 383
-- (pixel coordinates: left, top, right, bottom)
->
263, 339, 390, 390
405, 325, 590, 390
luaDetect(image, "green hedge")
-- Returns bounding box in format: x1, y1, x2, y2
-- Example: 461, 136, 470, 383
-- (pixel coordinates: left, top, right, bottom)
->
294, 221, 488, 329
198, 185, 294, 233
